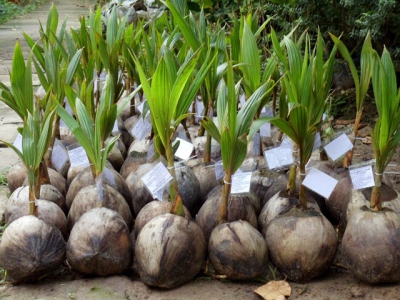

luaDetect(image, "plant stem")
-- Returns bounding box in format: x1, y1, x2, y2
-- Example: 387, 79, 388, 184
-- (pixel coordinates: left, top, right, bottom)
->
343, 110, 362, 168
287, 164, 296, 195
166, 142, 184, 216
298, 165, 307, 210
218, 172, 231, 224
44, 115, 60, 168
28, 170, 38, 217
370, 173, 382, 210
202, 101, 213, 162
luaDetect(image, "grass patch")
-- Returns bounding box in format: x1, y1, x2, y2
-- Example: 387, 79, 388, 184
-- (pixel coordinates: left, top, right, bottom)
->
0, 0, 48, 25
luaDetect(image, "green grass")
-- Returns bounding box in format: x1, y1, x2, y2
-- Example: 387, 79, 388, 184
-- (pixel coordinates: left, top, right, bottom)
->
0, 168, 8, 186
0, 0, 48, 25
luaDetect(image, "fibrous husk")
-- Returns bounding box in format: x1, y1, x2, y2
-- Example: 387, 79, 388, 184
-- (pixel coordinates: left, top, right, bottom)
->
0, 215, 65, 283
67, 183, 133, 230
67, 207, 133, 276
196, 189, 258, 243
6, 199, 68, 239
209, 220, 268, 280
342, 206, 400, 283
266, 208, 337, 282
66, 166, 131, 211
133, 200, 191, 237
259, 190, 321, 237
8, 184, 67, 214
175, 165, 203, 216
106, 142, 125, 172
135, 213, 206, 289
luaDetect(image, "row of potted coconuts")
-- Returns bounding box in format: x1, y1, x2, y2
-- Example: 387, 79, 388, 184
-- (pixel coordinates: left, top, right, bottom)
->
3, 85, 399, 287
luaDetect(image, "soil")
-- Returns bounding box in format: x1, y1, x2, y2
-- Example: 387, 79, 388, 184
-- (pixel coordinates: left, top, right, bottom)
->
1, 2, 400, 300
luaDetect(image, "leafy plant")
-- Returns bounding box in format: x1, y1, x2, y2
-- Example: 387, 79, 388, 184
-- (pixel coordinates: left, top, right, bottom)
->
330, 32, 373, 167
252, 30, 336, 208
369, 46, 400, 210
201, 60, 274, 223
132, 45, 214, 216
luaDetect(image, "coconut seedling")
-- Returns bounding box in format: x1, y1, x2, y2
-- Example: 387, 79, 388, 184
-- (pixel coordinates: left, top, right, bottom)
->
330, 32, 373, 168
0, 108, 66, 283
253, 30, 338, 282
57, 76, 134, 276
341, 46, 400, 284
131, 44, 215, 288
198, 59, 275, 280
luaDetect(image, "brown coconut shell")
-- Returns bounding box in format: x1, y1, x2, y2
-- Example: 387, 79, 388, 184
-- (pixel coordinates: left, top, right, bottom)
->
0, 215, 65, 283
7, 161, 28, 194
22, 170, 68, 199
106, 143, 125, 172
209, 220, 268, 280
195, 190, 258, 243
120, 151, 148, 179
192, 161, 220, 203
133, 200, 191, 237
66, 166, 131, 211
67, 207, 133, 276
6, 199, 68, 239
266, 208, 337, 282
8, 184, 67, 214
67, 183, 133, 230
126, 162, 157, 216
342, 206, 400, 283
175, 165, 203, 216
259, 190, 321, 237
135, 213, 206, 289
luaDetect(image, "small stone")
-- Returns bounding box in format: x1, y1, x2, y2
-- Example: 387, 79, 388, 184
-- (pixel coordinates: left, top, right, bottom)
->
350, 285, 368, 298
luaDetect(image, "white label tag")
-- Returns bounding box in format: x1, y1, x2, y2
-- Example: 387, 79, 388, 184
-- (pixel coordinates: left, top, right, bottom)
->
231, 172, 252, 194
141, 162, 173, 199
253, 132, 261, 156
131, 117, 152, 140
147, 141, 155, 162
215, 160, 224, 180
264, 147, 293, 170
13, 133, 23, 153
302, 167, 338, 199
174, 138, 194, 160
349, 165, 375, 190
137, 101, 144, 114
155, 185, 165, 201
239, 94, 246, 108
112, 120, 119, 134
260, 122, 271, 137
195, 101, 204, 122
234, 168, 243, 175
313, 132, 322, 152
324, 133, 353, 161
51, 139, 68, 172
66, 143, 90, 168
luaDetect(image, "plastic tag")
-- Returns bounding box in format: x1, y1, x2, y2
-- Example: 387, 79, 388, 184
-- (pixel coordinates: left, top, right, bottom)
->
174, 138, 194, 160
239, 94, 246, 108
253, 132, 261, 156
13, 133, 23, 153
349, 165, 375, 190
195, 101, 204, 122
264, 147, 293, 170
66, 143, 90, 168
260, 122, 271, 137
112, 120, 119, 134
324, 133, 353, 161
215, 160, 224, 180
231, 172, 252, 194
147, 141, 155, 162
302, 167, 338, 199
131, 117, 152, 140
141, 162, 173, 199
51, 139, 68, 172
312, 132, 322, 152
103, 167, 116, 186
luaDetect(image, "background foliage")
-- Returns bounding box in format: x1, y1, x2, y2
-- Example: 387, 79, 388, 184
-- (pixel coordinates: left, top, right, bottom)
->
0, 0, 47, 25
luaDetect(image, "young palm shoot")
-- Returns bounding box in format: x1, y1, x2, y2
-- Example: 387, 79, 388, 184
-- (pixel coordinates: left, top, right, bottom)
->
252, 31, 338, 282
370, 48, 400, 210
341, 46, 400, 285
57, 76, 134, 276
132, 46, 214, 216
202, 60, 274, 223
330, 32, 373, 167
